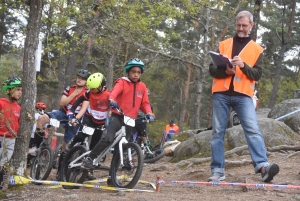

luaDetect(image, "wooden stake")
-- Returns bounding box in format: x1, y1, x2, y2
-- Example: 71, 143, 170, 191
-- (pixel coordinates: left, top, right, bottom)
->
156, 176, 161, 192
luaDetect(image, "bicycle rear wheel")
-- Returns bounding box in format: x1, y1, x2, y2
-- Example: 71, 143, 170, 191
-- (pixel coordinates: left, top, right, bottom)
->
30, 146, 54, 181
60, 145, 88, 189
110, 142, 143, 188
53, 144, 62, 169
144, 147, 165, 163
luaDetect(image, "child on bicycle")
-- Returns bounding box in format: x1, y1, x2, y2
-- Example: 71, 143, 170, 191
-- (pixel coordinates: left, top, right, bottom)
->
82, 58, 155, 171
36, 69, 91, 152
28, 102, 47, 155
0, 77, 22, 190
65, 72, 110, 180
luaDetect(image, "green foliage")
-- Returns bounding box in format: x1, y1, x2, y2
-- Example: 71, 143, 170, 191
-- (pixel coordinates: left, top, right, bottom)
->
0, 53, 23, 97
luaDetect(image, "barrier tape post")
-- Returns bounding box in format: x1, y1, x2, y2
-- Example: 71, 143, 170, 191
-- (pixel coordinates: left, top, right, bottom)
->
156, 176, 160, 192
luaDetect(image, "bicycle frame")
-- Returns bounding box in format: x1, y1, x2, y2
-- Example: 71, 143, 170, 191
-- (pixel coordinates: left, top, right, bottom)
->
68, 125, 128, 169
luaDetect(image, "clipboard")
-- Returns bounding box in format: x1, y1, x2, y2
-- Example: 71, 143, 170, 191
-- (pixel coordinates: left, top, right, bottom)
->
209, 51, 233, 68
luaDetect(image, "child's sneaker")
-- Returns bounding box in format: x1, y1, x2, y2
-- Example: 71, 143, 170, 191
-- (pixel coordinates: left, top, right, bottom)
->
28, 146, 37, 156
261, 163, 279, 182
81, 157, 95, 169
208, 172, 226, 182
87, 171, 96, 180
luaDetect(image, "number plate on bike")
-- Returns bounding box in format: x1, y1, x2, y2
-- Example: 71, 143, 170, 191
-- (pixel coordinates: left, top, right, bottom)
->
124, 115, 135, 127
49, 118, 60, 128
82, 126, 95, 135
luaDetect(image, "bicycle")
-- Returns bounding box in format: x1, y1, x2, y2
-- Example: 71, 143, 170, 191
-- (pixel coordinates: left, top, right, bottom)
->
131, 129, 165, 163
29, 118, 66, 181
55, 122, 107, 181
60, 108, 148, 189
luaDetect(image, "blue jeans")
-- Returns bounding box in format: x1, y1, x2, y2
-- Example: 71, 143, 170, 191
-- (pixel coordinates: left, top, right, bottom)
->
47, 109, 80, 143
210, 93, 269, 174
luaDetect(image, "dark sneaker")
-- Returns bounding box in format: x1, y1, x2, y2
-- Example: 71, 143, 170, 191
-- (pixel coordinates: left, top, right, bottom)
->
82, 157, 95, 169
261, 163, 279, 182
87, 171, 96, 180
107, 178, 113, 187
208, 172, 226, 182
65, 141, 74, 152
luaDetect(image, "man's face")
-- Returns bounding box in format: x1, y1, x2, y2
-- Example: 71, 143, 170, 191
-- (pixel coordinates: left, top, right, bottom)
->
236, 16, 254, 38
170, 123, 174, 127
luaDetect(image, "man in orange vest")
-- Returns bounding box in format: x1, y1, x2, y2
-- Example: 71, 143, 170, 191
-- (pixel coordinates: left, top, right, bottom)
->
208, 11, 279, 183
164, 120, 179, 142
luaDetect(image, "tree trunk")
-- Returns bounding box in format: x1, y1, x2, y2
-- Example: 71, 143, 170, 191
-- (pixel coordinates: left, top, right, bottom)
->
194, 7, 210, 129
0, 2, 5, 59
65, 39, 78, 88
268, 0, 296, 108
178, 63, 192, 130
251, 0, 263, 42
10, 0, 43, 176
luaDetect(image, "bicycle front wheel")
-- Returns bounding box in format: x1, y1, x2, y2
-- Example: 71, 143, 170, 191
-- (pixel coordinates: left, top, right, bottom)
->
144, 147, 165, 163
60, 145, 88, 189
30, 146, 54, 181
110, 142, 143, 188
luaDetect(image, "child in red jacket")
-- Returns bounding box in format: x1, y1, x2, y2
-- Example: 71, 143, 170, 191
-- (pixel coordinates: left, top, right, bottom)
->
82, 58, 155, 170
0, 77, 22, 190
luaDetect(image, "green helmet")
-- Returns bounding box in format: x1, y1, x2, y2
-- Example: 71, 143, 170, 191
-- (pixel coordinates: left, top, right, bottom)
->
86, 73, 106, 89
124, 58, 145, 73
2, 77, 22, 92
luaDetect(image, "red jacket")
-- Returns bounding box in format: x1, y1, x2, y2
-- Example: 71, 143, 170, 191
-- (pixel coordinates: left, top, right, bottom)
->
110, 77, 152, 118
83, 88, 110, 125
62, 85, 88, 113
0, 98, 21, 138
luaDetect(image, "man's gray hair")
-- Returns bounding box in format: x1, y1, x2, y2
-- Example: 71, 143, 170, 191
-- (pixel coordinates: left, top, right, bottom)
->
236, 11, 253, 23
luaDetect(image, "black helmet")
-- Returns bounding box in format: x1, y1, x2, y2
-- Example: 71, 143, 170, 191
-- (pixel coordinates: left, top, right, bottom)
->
76, 69, 91, 80
169, 120, 174, 124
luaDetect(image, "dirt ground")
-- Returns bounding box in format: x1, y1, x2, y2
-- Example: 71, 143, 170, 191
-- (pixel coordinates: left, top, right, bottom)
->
2, 149, 300, 201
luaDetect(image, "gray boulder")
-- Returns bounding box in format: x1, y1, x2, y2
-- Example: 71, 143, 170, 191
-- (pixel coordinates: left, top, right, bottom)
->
268, 99, 300, 120
171, 117, 299, 163
268, 99, 300, 134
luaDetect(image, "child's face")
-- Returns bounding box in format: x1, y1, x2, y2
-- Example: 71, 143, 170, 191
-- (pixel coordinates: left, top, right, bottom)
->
128, 67, 142, 82
90, 86, 103, 93
76, 76, 87, 87
12, 87, 22, 100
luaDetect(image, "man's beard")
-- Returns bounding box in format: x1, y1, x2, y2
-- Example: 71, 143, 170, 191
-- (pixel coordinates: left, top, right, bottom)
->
237, 31, 249, 38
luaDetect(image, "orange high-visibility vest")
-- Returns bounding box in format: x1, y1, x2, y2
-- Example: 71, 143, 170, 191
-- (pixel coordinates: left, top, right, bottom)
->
211, 38, 263, 97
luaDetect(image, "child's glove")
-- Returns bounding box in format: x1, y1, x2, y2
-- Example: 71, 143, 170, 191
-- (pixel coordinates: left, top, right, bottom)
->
109, 99, 118, 109
66, 110, 74, 120
145, 113, 155, 122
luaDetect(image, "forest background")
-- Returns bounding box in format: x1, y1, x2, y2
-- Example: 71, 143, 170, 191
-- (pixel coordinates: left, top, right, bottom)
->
1, 0, 300, 176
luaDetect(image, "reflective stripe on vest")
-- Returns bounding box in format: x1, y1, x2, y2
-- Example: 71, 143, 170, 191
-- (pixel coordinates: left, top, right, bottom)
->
212, 38, 263, 97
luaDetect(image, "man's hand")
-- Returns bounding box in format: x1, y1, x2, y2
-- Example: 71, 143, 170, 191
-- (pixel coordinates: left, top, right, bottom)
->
225, 65, 236, 75
231, 56, 244, 68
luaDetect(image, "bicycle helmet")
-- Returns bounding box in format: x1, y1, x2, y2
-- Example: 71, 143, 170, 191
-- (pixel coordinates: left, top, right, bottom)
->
2, 77, 22, 92
76, 69, 91, 80
124, 58, 145, 73
86, 73, 106, 89
36, 102, 46, 110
